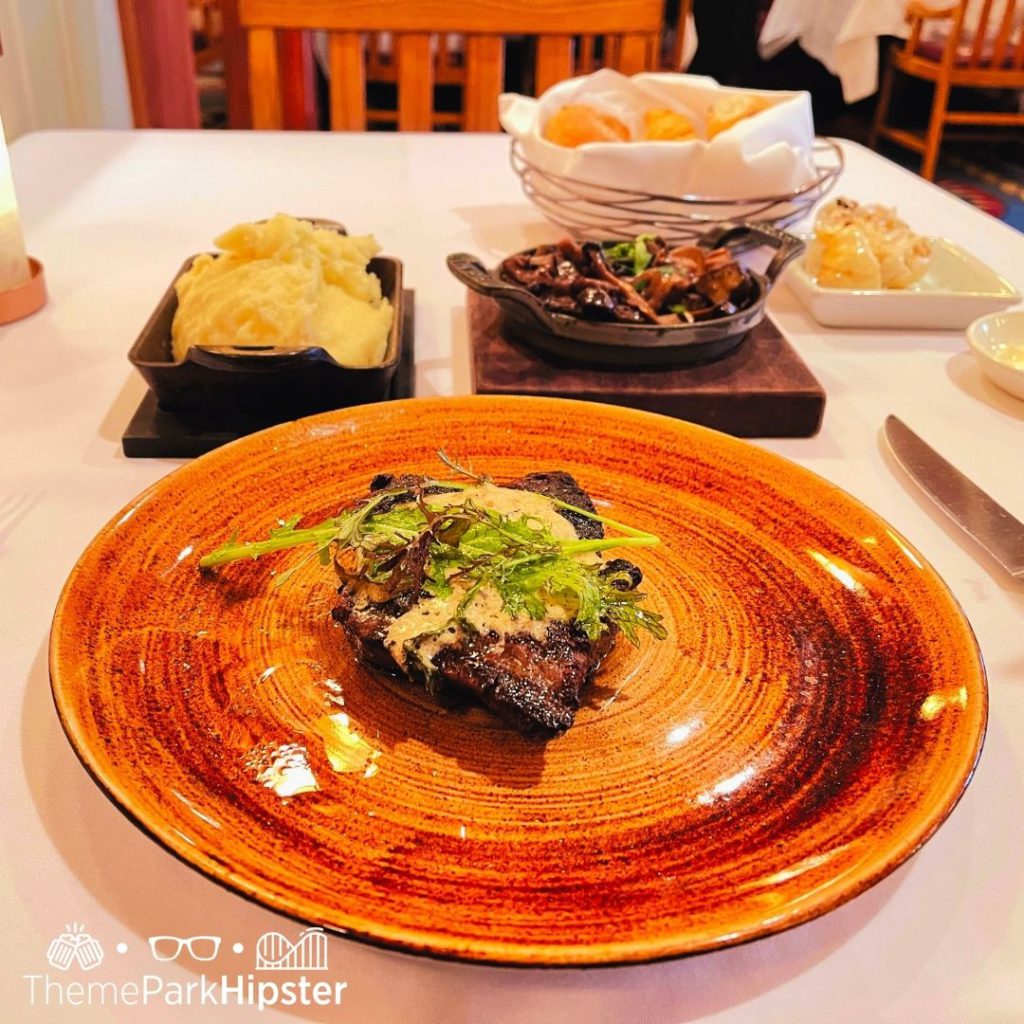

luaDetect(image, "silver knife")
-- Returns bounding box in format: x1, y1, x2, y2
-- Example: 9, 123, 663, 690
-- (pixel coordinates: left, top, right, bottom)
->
884, 415, 1024, 580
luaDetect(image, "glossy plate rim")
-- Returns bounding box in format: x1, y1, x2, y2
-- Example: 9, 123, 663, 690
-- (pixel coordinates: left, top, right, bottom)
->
49, 395, 988, 967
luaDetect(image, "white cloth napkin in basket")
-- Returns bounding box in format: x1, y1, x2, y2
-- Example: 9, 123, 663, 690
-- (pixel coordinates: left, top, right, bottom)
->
499, 70, 818, 202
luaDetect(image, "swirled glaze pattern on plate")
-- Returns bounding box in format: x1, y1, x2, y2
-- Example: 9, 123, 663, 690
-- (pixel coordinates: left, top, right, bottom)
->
50, 396, 986, 965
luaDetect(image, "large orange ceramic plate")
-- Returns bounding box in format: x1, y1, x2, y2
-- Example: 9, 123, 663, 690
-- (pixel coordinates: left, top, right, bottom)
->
50, 396, 986, 966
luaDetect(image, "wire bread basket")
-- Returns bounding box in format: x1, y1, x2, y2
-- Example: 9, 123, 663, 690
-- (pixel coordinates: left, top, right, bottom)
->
510, 137, 844, 244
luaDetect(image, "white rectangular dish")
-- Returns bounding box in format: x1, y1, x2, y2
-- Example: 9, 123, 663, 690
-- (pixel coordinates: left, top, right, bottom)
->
784, 238, 1020, 329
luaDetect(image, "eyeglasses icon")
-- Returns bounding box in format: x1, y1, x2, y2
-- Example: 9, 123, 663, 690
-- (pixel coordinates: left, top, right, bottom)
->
148, 935, 221, 962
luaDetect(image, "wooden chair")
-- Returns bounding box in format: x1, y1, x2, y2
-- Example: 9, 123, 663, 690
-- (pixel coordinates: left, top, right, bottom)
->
236, 0, 663, 132
870, 0, 1024, 180
363, 4, 689, 130
363, 33, 469, 129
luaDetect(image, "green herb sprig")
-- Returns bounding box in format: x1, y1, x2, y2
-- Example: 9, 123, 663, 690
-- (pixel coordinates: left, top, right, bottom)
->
603, 234, 657, 277
200, 454, 666, 644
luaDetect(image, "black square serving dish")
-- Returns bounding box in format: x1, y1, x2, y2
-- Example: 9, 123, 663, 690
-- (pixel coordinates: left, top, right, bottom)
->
128, 254, 403, 417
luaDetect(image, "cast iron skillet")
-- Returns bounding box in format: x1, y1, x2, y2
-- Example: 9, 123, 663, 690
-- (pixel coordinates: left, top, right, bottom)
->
447, 223, 804, 368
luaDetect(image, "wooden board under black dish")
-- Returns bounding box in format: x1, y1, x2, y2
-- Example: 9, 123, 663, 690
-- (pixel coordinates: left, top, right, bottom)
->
468, 291, 824, 439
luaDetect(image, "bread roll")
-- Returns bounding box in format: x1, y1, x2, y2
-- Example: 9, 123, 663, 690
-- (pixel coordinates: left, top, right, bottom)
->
706, 94, 772, 139
542, 104, 631, 147
641, 108, 697, 141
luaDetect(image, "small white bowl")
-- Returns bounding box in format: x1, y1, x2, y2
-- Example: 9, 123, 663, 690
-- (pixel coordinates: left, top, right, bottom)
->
967, 310, 1024, 401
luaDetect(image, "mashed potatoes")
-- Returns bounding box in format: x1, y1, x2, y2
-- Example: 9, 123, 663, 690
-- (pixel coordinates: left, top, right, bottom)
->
171, 214, 393, 366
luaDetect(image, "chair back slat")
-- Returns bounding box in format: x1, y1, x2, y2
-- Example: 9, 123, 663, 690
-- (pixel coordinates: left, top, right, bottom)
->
276, 30, 317, 129
968, 0, 997, 66
577, 36, 598, 74
603, 35, 622, 69
328, 32, 366, 130
535, 36, 575, 95
935, 2, 969, 67
990, 0, 1020, 66
619, 34, 654, 76
397, 33, 434, 131
248, 26, 282, 127
464, 36, 504, 132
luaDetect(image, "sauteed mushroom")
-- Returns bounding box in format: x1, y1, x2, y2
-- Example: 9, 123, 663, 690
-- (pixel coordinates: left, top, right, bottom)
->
500, 235, 754, 325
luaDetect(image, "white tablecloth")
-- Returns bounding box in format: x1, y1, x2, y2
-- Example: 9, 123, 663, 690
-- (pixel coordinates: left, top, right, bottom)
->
2, 130, 1023, 1023
759, 0, 909, 102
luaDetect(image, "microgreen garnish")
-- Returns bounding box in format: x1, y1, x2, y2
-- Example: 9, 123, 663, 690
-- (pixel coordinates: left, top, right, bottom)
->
669, 301, 696, 323
200, 455, 666, 645
603, 233, 657, 277
436, 449, 487, 483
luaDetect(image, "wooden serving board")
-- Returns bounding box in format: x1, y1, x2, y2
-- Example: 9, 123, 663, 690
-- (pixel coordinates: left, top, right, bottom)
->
468, 292, 825, 438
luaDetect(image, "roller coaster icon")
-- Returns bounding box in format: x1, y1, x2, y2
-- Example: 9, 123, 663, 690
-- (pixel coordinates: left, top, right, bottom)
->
255, 927, 328, 971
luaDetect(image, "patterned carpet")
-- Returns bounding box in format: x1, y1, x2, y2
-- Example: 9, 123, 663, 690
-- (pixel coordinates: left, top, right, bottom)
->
935, 152, 1024, 231
877, 142, 1024, 231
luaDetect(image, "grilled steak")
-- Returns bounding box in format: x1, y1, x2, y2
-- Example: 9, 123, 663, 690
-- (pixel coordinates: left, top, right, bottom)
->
331, 470, 643, 735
